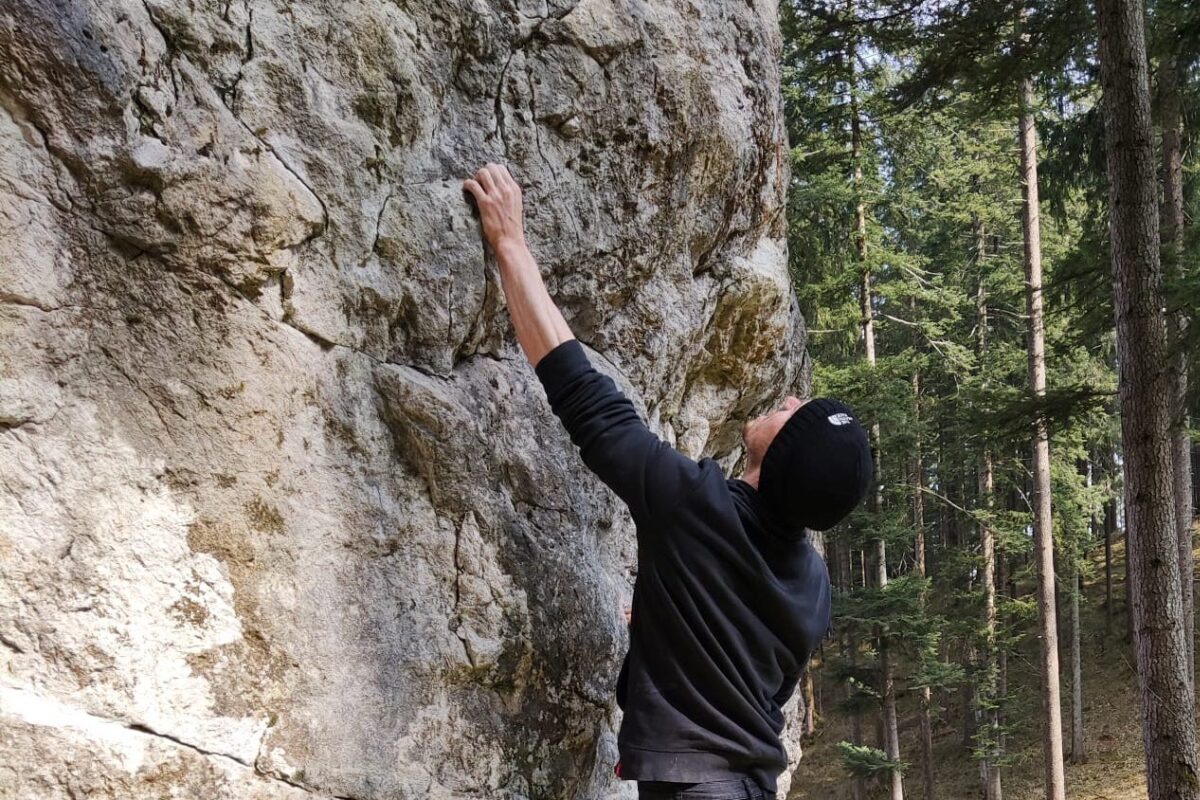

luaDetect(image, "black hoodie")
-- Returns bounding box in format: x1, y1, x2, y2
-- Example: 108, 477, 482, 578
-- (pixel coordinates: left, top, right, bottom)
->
535, 339, 832, 793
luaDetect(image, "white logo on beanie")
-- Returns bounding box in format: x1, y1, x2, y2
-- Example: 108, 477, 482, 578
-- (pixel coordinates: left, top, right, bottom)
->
828, 413, 853, 426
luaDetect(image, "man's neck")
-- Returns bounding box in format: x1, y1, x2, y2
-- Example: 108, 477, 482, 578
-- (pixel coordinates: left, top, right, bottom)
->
740, 465, 761, 489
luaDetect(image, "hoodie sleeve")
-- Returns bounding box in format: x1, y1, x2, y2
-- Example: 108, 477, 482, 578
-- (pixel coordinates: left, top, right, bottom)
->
534, 338, 703, 527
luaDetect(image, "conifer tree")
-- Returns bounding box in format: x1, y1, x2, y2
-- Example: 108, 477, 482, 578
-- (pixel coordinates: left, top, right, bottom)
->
1096, 0, 1200, 795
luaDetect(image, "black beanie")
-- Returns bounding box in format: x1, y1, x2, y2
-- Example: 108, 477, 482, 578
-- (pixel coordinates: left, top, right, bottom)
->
757, 398, 873, 532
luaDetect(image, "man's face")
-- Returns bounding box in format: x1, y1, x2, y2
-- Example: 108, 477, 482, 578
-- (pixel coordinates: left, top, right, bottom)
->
743, 395, 807, 466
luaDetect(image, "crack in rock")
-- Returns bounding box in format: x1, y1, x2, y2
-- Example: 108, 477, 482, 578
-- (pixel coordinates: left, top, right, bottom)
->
0, 683, 360, 797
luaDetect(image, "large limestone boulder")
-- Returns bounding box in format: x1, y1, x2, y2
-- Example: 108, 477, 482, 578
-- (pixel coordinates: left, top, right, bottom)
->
0, 0, 808, 797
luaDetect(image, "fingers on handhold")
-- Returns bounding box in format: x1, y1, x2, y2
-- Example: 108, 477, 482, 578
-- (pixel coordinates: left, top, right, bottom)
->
476, 166, 496, 193
484, 163, 504, 193
472, 163, 521, 199
487, 162, 518, 195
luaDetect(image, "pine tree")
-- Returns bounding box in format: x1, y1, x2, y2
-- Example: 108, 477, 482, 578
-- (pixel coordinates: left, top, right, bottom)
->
1096, 0, 1200, 794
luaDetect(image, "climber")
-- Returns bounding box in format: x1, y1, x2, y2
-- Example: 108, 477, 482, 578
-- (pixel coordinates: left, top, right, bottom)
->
463, 163, 872, 800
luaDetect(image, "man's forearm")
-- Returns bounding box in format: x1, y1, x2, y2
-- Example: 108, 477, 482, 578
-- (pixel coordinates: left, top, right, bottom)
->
462, 163, 574, 366
494, 239, 575, 368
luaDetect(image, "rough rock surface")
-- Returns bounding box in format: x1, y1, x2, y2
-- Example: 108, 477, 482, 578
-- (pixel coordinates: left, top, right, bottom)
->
0, 0, 809, 797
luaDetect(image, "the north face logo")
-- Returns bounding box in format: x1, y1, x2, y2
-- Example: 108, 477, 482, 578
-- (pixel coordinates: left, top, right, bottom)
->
828, 413, 853, 426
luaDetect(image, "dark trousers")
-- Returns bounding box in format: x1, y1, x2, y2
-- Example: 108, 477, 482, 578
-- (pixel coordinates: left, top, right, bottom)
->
636, 777, 775, 800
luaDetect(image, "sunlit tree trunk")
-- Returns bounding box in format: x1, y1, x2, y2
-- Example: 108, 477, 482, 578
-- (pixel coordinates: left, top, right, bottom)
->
975, 212, 1003, 800
981, 450, 1003, 798
1018, 77, 1067, 800
1096, 1, 1200, 794
803, 669, 816, 736
850, 24, 902, 798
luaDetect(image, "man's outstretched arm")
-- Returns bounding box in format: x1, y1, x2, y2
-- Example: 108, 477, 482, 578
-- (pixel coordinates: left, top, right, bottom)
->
463, 162, 703, 527
463, 163, 573, 367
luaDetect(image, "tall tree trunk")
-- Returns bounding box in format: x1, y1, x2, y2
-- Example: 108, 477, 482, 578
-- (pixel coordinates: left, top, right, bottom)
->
997, 549, 1009, 800
975, 213, 1003, 800
849, 642, 866, 800
1068, 462, 1094, 763
856, 128, 886, 596
913, 369, 935, 800
914, 371, 927, 581
1018, 78, 1067, 800
1105, 498, 1116, 634
847, 25, 878, 799
1126, 504, 1135, 646
851, 31, 902, 799
816, 645, 824, 720
840, 539, 853, 593
803, 669, 816, 736
961, 648, 978, 749
1070, 568, 1085, 763
806, 531, 825, 739
1096, 1, 1200, 795
1159, 53, 1194, 693
981, 450, 1004, 798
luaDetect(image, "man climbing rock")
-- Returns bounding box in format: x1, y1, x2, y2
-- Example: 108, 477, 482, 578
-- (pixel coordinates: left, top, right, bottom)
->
464, 163, 872, 800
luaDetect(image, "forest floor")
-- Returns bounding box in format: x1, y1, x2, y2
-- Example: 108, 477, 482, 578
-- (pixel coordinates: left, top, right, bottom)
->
790, 537, 1199, 799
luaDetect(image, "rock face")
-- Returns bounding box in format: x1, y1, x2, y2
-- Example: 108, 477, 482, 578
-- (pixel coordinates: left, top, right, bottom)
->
0, 0, 808, 797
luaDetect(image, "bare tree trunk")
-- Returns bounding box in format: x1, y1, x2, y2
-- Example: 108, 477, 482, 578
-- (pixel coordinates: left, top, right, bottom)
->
914, 369, 935, 800
851, 31, 902, 798
804, 529, 824, 739
1069, 462, 1094, 762
1126, 506, 1135, 646
849, 641, 866, 800
914, 370, 927, 581
918, 687, 934, 799
1159, 53, 1194, 693
962, 494, 980, 754
839, 538, 853, 594
996, 551, 1009, 800
880, 642, 903, 800
868, 309, 901, 800
816, 645, 824, 720
1018, 77, 1067, 800
961, 651, 978, 750
857, 174, 886, 595
1105, 498, 1116, 634
975, 221, 1003, 800
803, 669, 816, 736
1096, 2, 1200, 795
981, 451, 1004, 800
1070, 569, 1085, 763
847, 30, 869, 800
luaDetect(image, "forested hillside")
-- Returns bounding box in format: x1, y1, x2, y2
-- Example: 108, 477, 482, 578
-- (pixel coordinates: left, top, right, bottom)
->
779, 0, 1198, 798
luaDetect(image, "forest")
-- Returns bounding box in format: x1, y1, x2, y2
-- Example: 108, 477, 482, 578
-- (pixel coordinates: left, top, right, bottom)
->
780, 0, 1199, 798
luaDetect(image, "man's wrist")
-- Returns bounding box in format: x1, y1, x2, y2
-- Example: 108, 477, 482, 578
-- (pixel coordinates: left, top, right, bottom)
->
492, 236, 529, 261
